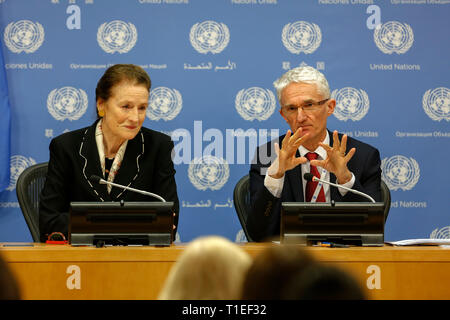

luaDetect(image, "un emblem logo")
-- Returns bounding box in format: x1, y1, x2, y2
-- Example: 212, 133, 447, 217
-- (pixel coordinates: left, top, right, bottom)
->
235, 87, 276, 121
189, 20, 230, 54
47, 87, 88, 121
374, 21, 414, 54
188, 155, 229, 191
147, 87, 182, 121
174, 232, 181, 244
3, 20, 44, 53
6, 155, 36, 191
282, 21, 322, 54
430, 226, 450, 239
381, 155, 420, 191
235, 230, 248, 243
331, 87, 370, 121
97, 20, 137, 54
422, 87, 449, 122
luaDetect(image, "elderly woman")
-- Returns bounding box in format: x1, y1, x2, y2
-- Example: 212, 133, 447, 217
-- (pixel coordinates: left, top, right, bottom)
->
39, 64, 179, 242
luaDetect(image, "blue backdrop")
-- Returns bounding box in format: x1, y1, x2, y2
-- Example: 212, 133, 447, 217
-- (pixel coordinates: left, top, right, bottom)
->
1, 0, 449, 243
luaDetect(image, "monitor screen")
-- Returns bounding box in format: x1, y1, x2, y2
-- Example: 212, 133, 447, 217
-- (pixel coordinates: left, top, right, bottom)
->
281, 202, 385, 246
69, 201, 174, 247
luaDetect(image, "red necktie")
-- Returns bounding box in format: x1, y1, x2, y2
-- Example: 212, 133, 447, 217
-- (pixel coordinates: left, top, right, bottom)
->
305, 152, 326, 202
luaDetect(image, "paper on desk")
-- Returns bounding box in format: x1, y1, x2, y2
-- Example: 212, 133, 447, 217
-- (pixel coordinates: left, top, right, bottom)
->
386, 238, 450, 246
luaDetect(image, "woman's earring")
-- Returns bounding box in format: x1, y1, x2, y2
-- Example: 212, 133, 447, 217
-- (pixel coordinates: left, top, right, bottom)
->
98, 109, 105, 117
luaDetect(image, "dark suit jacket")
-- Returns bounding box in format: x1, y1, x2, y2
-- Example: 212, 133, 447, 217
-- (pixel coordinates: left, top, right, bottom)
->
39, 120, 179, 242
247, 130, 381, 242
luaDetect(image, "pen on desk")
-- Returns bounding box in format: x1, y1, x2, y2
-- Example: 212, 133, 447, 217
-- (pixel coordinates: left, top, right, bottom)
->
316, 242, 349, 248
330, 243, 349, 248
316, 242, 331, 247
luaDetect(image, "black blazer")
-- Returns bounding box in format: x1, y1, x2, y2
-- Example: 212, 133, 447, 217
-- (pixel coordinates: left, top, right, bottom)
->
39, 120, 179, 242
247, 130, 381, 242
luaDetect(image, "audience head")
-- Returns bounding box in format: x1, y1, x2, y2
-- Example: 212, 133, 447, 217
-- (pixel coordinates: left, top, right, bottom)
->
281, 263, 366, 300
158, 235, 252, 300
241, 244, 366, 300
241, 244, 316, 300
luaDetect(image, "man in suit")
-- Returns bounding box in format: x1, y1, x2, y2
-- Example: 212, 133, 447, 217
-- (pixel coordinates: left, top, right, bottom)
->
247, 66, 381, 242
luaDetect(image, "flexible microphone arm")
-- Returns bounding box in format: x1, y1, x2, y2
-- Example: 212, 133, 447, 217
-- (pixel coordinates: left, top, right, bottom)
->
89, 175, 166, 202
303, 173, 376, 203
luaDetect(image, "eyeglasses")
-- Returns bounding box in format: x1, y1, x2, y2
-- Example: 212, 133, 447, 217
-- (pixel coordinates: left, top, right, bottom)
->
282, 98, 329, 116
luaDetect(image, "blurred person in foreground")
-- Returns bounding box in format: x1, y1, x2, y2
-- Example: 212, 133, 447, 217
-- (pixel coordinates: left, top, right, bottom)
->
0, 253, 21, 299
241, 244, 316, 300
247, 66, 381, 242
281, 263, 366, 300
39, 64, 179, 242
241, 245, 365, 300
158, 236, 252, 300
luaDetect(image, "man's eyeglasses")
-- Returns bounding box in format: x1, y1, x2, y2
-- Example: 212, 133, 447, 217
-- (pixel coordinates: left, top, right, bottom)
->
282, 98, 329, 116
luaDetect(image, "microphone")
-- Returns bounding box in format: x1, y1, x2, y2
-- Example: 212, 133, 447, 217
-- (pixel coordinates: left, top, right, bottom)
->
89, 175, 166, 202
303, 173, 375, 203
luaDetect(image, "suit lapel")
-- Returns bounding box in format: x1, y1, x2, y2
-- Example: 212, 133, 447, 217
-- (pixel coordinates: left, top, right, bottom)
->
285, 163, 304, 202
329, 172, 341, 201
79, 120, 110, 201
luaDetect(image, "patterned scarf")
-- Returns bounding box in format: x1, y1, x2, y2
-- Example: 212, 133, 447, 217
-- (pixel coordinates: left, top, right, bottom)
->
95, 119, 128, 193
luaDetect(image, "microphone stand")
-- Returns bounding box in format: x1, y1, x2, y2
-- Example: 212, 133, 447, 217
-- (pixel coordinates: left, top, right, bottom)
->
305, 173, 376, 203
91, 175, 166, 202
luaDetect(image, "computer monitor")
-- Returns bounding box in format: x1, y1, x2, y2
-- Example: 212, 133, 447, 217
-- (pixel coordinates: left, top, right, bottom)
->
69, 201, 174, 246
281, 202, 385, 246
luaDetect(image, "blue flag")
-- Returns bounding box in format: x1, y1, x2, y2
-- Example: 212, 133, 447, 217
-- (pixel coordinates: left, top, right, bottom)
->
0, 46, 11, 192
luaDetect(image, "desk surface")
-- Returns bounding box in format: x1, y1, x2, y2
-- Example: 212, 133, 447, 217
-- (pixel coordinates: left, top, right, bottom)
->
1, 243, 450, 300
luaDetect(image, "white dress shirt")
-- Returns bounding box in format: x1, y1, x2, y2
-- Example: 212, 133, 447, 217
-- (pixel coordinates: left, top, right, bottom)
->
264, 132, 355, 201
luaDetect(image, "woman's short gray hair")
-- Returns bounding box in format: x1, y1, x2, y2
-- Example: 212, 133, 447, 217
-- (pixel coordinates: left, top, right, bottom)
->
273, 66, 330, 104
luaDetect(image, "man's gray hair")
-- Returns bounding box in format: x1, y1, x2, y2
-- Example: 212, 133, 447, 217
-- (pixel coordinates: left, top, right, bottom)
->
273, 66, 330, 105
